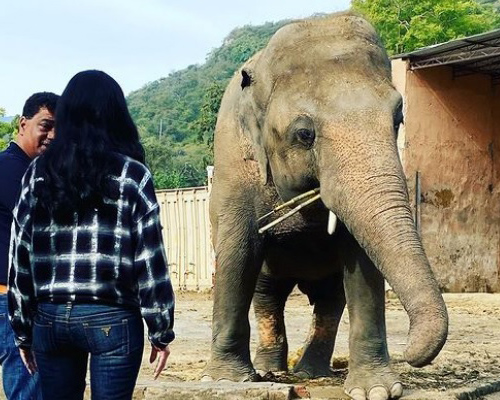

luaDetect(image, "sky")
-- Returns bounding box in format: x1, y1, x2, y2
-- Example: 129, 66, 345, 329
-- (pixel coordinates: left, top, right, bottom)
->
0, 0, 351, 116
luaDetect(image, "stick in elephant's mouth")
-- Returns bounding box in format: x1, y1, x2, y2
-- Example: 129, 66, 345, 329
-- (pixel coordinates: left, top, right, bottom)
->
257, 188, 320, 223
257, 188, 337, 235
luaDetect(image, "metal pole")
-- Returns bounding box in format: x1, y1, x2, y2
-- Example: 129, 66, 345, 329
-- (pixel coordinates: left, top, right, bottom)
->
415, 171, 421, 234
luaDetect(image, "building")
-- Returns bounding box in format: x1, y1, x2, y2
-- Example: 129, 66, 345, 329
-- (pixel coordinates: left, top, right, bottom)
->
392, 30, 500, 292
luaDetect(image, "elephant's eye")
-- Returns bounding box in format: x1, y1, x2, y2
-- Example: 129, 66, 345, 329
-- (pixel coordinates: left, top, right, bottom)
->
296, 129, 315, 147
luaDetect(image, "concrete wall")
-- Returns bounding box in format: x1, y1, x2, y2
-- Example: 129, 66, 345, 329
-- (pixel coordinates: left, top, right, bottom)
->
392, 60, 500, 292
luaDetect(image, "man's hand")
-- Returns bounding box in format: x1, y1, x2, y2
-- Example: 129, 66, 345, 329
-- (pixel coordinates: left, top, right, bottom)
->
149, 344, 170, 379
19, 348, 37, 375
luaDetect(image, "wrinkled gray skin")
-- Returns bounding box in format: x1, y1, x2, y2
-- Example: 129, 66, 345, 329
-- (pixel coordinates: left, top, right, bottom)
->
206, 12, 448, 400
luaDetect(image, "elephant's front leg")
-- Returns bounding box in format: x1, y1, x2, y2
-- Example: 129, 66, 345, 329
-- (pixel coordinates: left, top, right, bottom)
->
253, 271, 296, 374
203, 214, 263, 382
293, 273, 345, 378
343, 242, 403, 400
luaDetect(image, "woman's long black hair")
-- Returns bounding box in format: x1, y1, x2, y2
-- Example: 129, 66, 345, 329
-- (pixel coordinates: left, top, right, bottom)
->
36, 70, 145, 214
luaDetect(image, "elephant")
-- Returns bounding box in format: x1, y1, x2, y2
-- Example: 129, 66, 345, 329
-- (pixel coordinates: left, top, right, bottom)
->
205, 11, 448, 400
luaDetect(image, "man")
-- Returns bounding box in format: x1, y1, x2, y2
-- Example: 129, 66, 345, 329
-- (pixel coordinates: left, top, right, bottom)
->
0, 92, 58, 399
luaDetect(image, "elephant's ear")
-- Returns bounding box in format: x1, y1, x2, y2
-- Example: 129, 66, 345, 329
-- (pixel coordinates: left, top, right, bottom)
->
239, 67, 269, 185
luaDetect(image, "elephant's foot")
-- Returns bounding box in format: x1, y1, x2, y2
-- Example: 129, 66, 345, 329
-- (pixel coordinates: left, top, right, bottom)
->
201, 358, 261, 382
292, 340, 335, 378
254, 346, 288, 374
293, 357, 333, 379
344, 365, 403, 400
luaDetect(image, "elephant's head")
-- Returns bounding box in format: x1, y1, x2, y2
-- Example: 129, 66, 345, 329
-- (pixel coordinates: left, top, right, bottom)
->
238, 13, 448, 367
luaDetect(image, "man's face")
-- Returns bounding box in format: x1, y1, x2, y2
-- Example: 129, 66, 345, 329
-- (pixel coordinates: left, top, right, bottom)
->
18, 107, 55, 158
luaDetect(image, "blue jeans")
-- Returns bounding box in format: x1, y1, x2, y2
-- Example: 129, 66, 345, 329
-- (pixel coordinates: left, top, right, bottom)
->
33, 302, 144, 400
0, 294, 42, 400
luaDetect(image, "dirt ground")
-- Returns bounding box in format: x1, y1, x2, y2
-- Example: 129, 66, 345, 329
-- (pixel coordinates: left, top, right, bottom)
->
1, 291, 499, 399
136, 290, 500, 397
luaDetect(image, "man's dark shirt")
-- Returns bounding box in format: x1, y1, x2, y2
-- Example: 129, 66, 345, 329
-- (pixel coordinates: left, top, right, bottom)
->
0, 142, 31, 284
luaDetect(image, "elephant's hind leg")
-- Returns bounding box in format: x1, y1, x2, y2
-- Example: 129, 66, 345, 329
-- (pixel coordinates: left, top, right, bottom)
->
293, 273, 346, 378
253, 271, 296, 374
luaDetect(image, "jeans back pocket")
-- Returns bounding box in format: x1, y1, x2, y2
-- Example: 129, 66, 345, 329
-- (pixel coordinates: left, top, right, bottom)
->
84, 319, 130, 357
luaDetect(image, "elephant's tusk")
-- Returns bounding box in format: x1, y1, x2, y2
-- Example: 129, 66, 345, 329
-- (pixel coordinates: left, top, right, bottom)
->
327, 211, 337, 235
258, 193, 321, 234
257, 188, 320, 223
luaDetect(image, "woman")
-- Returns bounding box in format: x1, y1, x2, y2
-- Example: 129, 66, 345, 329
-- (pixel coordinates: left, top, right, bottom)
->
8, 70, 175, 400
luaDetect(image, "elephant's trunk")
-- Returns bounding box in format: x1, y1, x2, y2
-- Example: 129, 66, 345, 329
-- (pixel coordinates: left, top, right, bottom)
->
318, 131, 448, 367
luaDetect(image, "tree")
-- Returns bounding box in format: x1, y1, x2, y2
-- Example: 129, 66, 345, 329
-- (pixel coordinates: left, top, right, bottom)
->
0, 110, 16, 151
352, 0, 500, 54
141, 136, 209, 189
10, 115, 19, 137
191, 81, 225, 152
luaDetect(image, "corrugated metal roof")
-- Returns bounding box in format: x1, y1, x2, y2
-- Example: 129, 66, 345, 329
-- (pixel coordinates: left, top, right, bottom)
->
392, 29, 500, 83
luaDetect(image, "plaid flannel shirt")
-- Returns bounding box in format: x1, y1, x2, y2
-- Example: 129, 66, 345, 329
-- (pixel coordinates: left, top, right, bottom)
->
8, 155, 175, 349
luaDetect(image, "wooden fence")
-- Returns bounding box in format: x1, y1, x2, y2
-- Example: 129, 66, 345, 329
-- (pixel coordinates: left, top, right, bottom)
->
156, 186, 214, 291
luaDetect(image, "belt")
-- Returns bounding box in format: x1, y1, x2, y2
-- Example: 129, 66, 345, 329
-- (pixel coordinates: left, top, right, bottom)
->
0, 284, 7, 294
